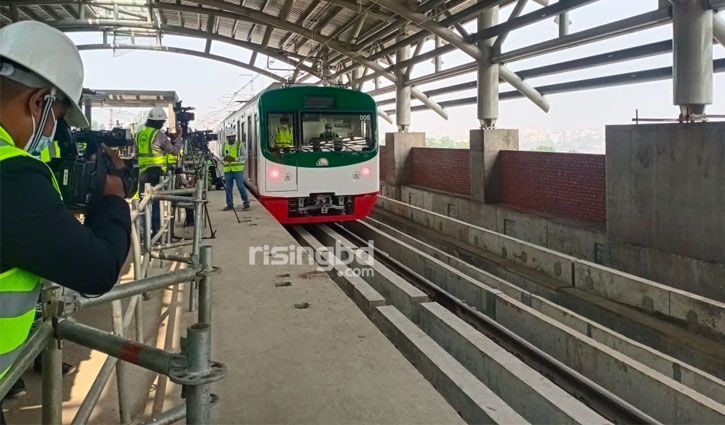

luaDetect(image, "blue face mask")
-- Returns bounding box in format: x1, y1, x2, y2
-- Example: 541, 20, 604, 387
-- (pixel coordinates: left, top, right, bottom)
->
27, 108, 57, 155
36, 109, 58, 154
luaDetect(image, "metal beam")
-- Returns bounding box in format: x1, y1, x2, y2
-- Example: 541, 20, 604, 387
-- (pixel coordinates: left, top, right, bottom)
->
52, 20, 319, 76
714, 13, 725, 47
492, 0, 528, 50
383, 58, 725, 114
495, 6, 671, 62
325, 0, 391, 21
77, 43, 286, 80
376, 0, 549, 112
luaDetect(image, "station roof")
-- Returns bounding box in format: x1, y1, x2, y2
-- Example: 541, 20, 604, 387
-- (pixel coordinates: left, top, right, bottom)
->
82, 88, 179, 107
2, 1, 724, 120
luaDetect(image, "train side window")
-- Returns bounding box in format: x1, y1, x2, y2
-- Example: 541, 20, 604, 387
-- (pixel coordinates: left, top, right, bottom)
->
267, 112, 296, 152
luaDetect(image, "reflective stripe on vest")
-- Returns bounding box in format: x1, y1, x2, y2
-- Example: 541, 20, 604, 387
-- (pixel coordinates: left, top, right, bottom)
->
222, 142, 245, 172
275, 128, 293, 148
166, 147, 182, 165
0, 128, 60, 379
136, 127, 166, 171
40, 141, 61, 163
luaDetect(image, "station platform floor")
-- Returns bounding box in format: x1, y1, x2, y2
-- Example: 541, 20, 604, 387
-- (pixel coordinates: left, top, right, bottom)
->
2, 190, 463, 425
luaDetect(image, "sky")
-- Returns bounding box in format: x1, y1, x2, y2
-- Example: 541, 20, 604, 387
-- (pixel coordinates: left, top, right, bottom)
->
66, 0, 725, 141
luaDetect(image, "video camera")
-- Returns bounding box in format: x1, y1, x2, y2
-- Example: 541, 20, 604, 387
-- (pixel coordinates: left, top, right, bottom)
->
188, 130, 218, 153
173, 101, 195, 123
47, 120, 139, 209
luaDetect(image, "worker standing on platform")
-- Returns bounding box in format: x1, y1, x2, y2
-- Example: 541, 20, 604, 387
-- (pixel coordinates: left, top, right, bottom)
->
135, 107, 182, 236
222, 134, 249, 211
0, 21, 131, 423
273, 115, 293, 150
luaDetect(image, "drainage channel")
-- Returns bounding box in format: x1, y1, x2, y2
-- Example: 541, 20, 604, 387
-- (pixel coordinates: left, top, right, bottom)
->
289, 223, 663, 425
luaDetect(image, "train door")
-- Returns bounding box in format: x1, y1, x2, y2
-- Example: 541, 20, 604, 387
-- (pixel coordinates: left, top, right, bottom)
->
265, 112, 298, 193
249, 113, 258, 188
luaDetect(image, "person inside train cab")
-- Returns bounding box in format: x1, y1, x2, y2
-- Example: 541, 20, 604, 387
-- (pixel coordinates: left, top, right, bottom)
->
273, 115, 293, 152
319, 122, 342, 152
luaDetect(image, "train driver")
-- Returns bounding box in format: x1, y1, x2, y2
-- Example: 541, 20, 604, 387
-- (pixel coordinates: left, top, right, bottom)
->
273, 115, 293, 151
320, 123, 343, 152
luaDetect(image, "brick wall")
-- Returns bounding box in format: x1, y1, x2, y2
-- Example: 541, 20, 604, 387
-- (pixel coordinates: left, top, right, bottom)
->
499, 151, 606, 224
379, 145, 386, 180
410, 147, 471, 196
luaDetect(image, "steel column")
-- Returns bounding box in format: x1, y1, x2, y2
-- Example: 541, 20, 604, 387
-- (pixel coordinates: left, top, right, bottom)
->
185, 324, 212, 425
41, 286, 63, 425
672, 0, 713, 118
198, 246, 213, 327
111, 299, 132, 424
478, 3, 499, 128
713, 13, 725, 48
395, 25, 411, 132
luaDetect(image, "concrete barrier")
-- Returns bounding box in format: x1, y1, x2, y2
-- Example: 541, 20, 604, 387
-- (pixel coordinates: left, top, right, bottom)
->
419, 302, 608, 425
291, 226, 385, 316
373, 305, 529, 424
377, 196, 576, 285
313, 224, 429, 321
575, 260, 725, 340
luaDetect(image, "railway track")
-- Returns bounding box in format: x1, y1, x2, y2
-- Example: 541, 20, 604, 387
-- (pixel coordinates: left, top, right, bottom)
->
288, 212, 725, 425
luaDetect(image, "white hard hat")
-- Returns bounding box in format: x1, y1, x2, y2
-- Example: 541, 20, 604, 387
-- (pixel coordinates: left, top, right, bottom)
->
148, 107, 167, 121
0, 21, 89, 128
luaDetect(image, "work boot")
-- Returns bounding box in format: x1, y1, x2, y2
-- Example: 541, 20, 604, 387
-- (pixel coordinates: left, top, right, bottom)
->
4, 379, 26, 400
243, 203, 250, 210
223, 205, 234, 211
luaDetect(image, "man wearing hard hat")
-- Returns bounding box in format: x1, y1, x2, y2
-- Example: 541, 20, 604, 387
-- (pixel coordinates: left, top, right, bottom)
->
0, 22, 131, 422
135, 106, 182, 236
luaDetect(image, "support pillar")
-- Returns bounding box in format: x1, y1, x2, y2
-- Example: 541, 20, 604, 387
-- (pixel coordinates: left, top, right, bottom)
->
395, 25, 411, 132
84, 98, 92, 128
672, 0, 713, 119
558, 12, 570, 37
469, 129, 518, 204
384, 131, 425, 200
477, 4, 499, 129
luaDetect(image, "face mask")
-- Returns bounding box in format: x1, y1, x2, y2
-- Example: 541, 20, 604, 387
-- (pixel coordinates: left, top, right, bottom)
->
35, 109, 58, 154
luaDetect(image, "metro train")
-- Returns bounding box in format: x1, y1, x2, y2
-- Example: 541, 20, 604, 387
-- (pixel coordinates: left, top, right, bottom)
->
217, 83, 379, 224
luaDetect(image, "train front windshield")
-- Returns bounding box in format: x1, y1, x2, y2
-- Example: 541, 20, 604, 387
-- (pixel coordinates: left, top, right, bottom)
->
300, 113, 375, 152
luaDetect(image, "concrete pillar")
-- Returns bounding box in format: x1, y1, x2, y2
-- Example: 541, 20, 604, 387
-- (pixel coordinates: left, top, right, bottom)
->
395, 25, 411, 132
384, 132, 425, 200
351, 68, 362, 91
469, 129, 518, 204
672, 0, 713, 119
477, 4, 499, 129
606, 122, 725, 264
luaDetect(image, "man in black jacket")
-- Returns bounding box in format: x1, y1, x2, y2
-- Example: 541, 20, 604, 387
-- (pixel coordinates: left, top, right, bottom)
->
0, 21, 131, 423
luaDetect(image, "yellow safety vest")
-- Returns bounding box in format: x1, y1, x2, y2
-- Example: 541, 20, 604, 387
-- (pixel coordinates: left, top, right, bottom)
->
136, 126, 166, 172
222, 141, 245, 173
0, 125, 62, 379
40, 141, 61, 163
166, 147, 182, 165
275, 127, 293, 148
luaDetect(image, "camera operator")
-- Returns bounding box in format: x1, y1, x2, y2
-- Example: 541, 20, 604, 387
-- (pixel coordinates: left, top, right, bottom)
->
0, 22, 131, 421
135, 107, 182, 236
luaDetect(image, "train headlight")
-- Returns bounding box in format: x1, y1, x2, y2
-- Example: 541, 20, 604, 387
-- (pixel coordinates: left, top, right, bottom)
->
352, 171, 361, 181
270, 168, 280, 179
361, 166, 371, 177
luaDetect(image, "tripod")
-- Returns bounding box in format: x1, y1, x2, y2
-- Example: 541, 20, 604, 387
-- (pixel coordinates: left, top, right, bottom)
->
196, 149, 241, 226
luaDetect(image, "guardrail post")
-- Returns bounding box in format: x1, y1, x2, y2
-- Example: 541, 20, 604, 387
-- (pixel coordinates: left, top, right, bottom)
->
199, 246, 213, 328
185, 324, 212, 425
144, 183, 153, 253
189, 180, 203, 312
42, 285, 63, 425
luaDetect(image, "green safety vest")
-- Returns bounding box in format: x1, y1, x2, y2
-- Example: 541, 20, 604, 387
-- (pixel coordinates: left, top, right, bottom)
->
40, 141, 61, 163
275, 127, 293, 148
166, 147, 182, 165
0, 125, 62, 379
223, 141, 245, 173
136, 126, 166, 172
